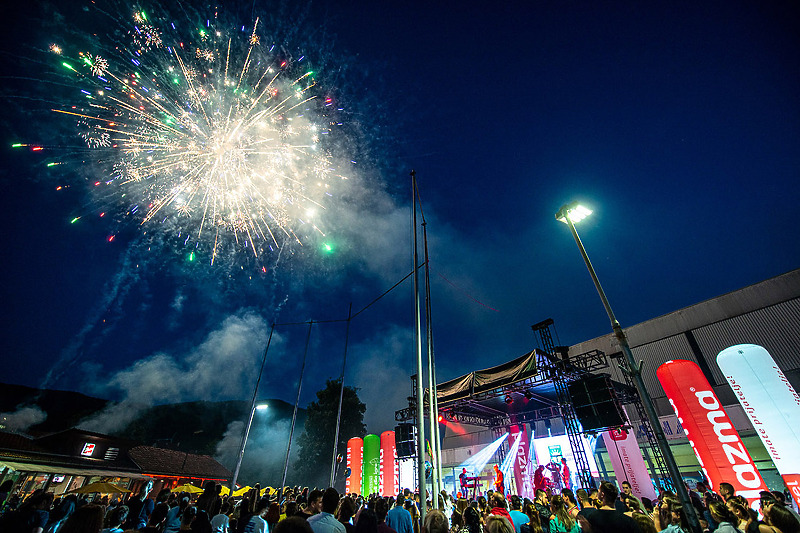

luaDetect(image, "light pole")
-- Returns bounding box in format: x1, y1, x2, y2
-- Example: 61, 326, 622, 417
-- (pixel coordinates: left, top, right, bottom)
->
229, 402, 268, 493
555, 201, 702, 533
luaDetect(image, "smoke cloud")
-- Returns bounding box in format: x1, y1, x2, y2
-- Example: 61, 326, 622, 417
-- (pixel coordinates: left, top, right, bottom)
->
0, 405, 47, 433
79, 311, 277, 434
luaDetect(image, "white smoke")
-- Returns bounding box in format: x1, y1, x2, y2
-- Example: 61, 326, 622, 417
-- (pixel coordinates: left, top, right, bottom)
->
0, 405, 47, 433
215, 414, 301, 487
350, 325, 416, 434
79, 311, 278, 434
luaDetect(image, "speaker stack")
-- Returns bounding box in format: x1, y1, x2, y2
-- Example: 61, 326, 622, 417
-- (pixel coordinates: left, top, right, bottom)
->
567, 375, 626, 431
395, 423, 416, 458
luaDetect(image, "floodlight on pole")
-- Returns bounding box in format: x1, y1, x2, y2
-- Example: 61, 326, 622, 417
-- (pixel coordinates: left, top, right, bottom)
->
555, 201, 702, 533
256, 403, 269, 411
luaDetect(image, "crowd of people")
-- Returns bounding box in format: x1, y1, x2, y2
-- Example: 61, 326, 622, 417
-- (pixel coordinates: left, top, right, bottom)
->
1, 477, 799, 533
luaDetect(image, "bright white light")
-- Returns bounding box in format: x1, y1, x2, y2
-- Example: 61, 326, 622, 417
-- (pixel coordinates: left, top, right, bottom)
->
500, 433, 522, 483
556, 203, 593, 224
256, 403, 268, 410
459, 433, 509, 475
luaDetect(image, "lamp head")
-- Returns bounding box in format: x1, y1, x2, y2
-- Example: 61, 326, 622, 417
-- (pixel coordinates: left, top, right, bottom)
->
256, 403, 269, 411
555, 202, 592, 224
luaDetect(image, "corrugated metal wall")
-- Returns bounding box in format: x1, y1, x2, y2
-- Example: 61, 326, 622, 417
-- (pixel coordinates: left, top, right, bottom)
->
630, 334, 698, 396
690, 297, 800, 385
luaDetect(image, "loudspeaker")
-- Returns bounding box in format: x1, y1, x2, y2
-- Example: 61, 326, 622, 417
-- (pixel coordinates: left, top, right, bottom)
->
395, 423, 416, 458
567, 375, 625, 431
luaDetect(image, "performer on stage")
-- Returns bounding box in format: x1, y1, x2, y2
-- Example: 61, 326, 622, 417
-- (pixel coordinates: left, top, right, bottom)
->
561, 458, 571, 490
546, 460, 562, 490
533, 464, 546, 492
493, 464, 505, 495
459, 468, 469, 496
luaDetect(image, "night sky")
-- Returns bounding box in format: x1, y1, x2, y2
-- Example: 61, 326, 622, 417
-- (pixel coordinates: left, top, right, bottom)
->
0, 0, 798, 435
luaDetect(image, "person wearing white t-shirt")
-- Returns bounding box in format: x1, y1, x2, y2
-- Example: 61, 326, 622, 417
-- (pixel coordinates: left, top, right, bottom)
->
244, 499, 269, 533
211, 501, 231, 533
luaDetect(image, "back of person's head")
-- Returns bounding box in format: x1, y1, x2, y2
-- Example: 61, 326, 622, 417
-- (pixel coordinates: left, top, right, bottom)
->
599, 481, 618, 506
632, 513, 658, 533
485, 515, 514, 533
766, 504, 800, 533
322, 488, 340, 514
575, 488, 589, 506
59, 504, 105, 533
182, 505, 197, 527
109, 505, 129, 528
266, 502, 281, 524
356, 508, 379, 533
490, 492, 506, 510
255, 498, 269, 513
375, 497, 390, 523
424, 509, 449, 533
285, 501, 298, 516
708, 501, 737, 525
339, 496, 356, 521
275, 516, 315, 533
509, 495, 521, 510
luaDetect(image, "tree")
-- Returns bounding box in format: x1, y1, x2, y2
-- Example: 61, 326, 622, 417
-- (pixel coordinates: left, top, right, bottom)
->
294, 378, 366, 489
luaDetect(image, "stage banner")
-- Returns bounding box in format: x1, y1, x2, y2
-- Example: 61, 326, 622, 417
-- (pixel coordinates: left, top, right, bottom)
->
509, 424, 533, 498
345, 437, 363, 495
601, 413, 657, 500
363, 434, 380, 496
379, 431, 398, 497
657, 359, 769, 508
717, 344, 800, 508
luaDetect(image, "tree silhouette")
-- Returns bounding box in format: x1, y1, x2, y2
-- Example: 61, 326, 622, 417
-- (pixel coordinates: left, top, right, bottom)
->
294, 378, 366, 489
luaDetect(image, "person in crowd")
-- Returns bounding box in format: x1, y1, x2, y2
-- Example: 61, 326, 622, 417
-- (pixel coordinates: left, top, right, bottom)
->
387, 495, 413, 533
577, 481, 640, 533
165, 497, 193, 533
719, 484, 736, 503
402, 500, 418, 533
45, 493, 76, 532
355, 508, 379, 533
308, 488, 345, 533
265, 502, 280, 532
534, 467, 547, 494
59, 504, 104, 533
533, 490, 551, 533
275, 516, 315, 533
149, 489, 172, 530
772, 493, 800, 525
338, 496, 357, 533
180, 506, 198, 531
485, 515, 514, 533
727, 498, 757, 533
242, 499, 269, 533
0, 479, 14, 509
101, 505, 129, 533
126, 480, 156, 530
521, 501, 543, 533
707, 501, 743, 533
210, 500, 231, 533
489, 493, 514, 529
0, 489, 54, 533
653, 495, 690, 533
193, 510, 214, 533
508, 495, 529, 533
547, 495, 577, 533
300, 491, 324, 520
762, 500, 800, 533
375, 499, 396, 533
197, 483, 219, 514
631, 513, 658, 533
423, 509, 448, 533
461, 506, 483, 533
559, 490, 578, 520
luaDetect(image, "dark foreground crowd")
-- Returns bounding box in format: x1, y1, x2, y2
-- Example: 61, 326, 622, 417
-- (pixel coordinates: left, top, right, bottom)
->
1, 477, 799, 533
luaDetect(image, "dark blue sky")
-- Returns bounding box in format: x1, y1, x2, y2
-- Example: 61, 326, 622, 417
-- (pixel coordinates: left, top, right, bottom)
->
0, 0, 798, 433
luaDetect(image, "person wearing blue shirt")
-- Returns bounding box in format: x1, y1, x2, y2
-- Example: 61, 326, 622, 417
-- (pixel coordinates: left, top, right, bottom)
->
386, 495, 414, 533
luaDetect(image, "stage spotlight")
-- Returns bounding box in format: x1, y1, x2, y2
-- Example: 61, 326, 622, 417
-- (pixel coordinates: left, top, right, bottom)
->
505, 395, 513, 405
438, 415, 444, 423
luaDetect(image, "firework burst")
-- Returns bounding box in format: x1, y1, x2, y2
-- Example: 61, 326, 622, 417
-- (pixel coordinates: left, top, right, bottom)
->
41, 8, 348, 266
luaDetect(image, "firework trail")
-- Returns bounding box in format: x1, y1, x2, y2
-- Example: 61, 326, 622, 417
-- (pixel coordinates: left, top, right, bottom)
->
28, 5, 349, 266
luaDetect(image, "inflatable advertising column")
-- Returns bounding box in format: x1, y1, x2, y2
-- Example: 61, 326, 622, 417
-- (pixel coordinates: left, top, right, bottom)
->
380, 430, 398, 497
346, 437, 363, 495
363, 434, 380, 496
717, 344, 800, 508
657, 359, 769, 508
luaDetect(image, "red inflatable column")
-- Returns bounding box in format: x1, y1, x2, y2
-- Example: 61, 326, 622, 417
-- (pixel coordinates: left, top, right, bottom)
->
380, 431, 397, 497
346, 437, 363, 495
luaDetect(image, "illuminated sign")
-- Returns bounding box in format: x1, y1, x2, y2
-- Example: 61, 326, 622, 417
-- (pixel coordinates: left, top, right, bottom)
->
602, 410, 657, 501
379, 431, 397, 497
657, 359, 769, 508
81, 443, 96, 456
717, 344, 800, 508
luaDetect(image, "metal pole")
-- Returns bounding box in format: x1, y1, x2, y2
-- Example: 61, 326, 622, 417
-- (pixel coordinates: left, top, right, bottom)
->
422, 220, 444, 501
562, 214, 702, 533
330, 304, 353, 488
281, 321, 314, 492
411, 170, 427, 523
230, 324, 275, 493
